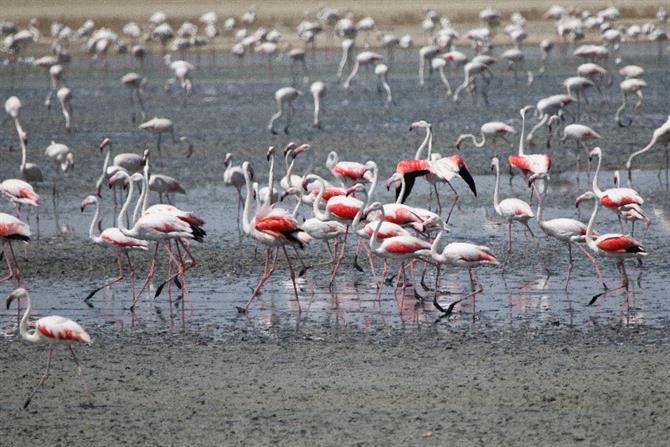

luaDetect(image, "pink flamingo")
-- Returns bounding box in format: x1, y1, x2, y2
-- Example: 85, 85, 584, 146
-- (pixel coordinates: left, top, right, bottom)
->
6, 288, 93, 409
80, 194, 148, 305
240, 161, 309, 313
0, 212, 30, 285
326, 151, 374, 185
0, 178, 39, 219
560, 124, 601, 176
625, 115, 670, 185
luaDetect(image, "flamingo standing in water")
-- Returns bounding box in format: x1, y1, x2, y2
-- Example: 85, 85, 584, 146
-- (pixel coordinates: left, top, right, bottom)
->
615, 78, 647, 127
582, 193, 647, 305
508, 106, 551, 189
343, 51, 383, 90
44, 141, 74, 214
268, 87, 302, 134
456, 121, 516, 153
0, 213, 30, 285
0, 178, 40, 219
529, 175, 606, 289
310, 81, 326, 128
589, 147, 644, 230
429, 230, 498, 316
56, 87, 72, 133
5, 288, 93, 409
139, 117, 176, 159
121, 72, 146, 123
364, 201, 432, 291
625, 115, 670, 185
560, 123, 601, 177
240, 161, 309, 313
223, 152, 247, 226
80, 194, 148, 304
491, 156, 535, 253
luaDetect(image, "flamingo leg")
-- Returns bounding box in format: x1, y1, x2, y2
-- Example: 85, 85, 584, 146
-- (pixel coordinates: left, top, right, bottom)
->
328, 226, 349, 289
444, 181, 459, 223
8, 242, 21, 286
242, 248, 273, 312
574, 243, 607, 289
125, 251, 136, 303
24, 346, 53, 409
84, 254, 124, 304
68, 345, 93, 403
565, 243, 574, 290
282, 245, 301, 312
133, 242, 160, 309
0, 243, 15, 283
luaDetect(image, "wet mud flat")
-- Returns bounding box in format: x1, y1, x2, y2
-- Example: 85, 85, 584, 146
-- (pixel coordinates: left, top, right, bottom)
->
2, 325, 670, 446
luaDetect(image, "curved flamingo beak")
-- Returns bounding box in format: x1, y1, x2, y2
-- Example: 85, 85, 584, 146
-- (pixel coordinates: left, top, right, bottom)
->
345, 185, 358, 196
282, 142, 297, 157
293, 143, 310, 156
99, 138, 111, 151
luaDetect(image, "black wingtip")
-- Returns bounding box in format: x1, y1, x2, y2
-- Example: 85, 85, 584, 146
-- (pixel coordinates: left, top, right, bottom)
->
459, 165, 477, 197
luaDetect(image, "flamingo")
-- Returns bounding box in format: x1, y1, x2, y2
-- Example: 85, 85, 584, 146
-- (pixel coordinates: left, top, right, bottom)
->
582, 193, 647, 305
589, 147, 644, 228
149, 174, 185, 203
336, 38, 355, 80
452, 61, 492, 104
268, 87, 302, 134
56, 87, 72, 133
527, 94, 576, 146
530, 175, 606, 289
289, 48, 309, 85
563, 76, 594, 113
615, 78, 646, 127
280, 143, 310, 193
310, 81, 326, 128
44, 141, 74, 212
326, 151, 374, 185
456, 121, 516, 152
560, 124, 601, 176
121, 72, 146, 123
418, 45, 439, 86
343, 51, 383, 90
139, 117, 176, 158
490, 156, 535, 252
240, 161, 309, 313
625, 115, 670, 185
430, 57, 452, 96
80, 194, 147, 303
6, 288, 93, 409
508, 106, 552, 186
5, 96, 28, 153
429, 230, 498, 316
0, 178, 40, 218
374, 63, 392, 107
0, 213, 30, 285
223, 152, 247, 225
364, 201, 432, 290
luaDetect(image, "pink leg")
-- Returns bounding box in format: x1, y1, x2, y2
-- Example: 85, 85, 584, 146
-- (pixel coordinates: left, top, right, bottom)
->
328, 226, 349, 288
24, 345, 53, 409
0, 243, 14, 283
242, 248, 272, 312
564, 243, 574, 290
507, 222, 513, 253
133, 242, 160, 309
8, 242, 21, 286
574, 243, 607, 288
282, 245, 301, 312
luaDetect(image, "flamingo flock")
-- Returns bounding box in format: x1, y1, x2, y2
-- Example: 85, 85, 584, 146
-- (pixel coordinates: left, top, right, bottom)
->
1, 3, 667, 408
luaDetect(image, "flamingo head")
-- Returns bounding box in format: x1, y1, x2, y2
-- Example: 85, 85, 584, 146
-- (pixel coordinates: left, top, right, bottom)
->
5, 288, 28, 310
362, 201, 383, 219
528, 172, 550, 187
588, 146, 602, 162
326, 151, 338, 168
224, 152, 232, 167
99, 137, 111, 151
490, 156, 500, 171
520, 105, 535, 118
409, 120, 431, 131
385, 172, 402, 191
293, 143, 310, 156
108, 170, 129, 187
346, 183, 366, 197
20, 131, 27, 146
80, 194, 98, 212
575, 191, 596, 207
141, 149, 150, 166
266, 146, 275, 161
282, 142, 297, 157
130, 173, 144, 184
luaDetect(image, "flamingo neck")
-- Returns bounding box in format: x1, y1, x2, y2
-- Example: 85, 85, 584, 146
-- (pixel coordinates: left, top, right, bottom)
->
536, 180, 546, 224
19, 295, 39, 343
313, 95, 321, 124
18, 122, 26, 170
415, 127, 432, 159
285, 154, 297, 188
430, 231, 446, 262
518, 112, 528, 156
395, 176, 406, 204
369, 207, 385, 252
141, 163, 151, 215
626, 133, 657, 170
492, 162, 502, 212
118, 175, 136, 230
585, 198, 599, 252
242, 168, 254, 234
266, 154, 275, 206
311, 178, 329, 221
96, 148, 111, 192
132, 176, 146, 224
366, 166, 378, 207
89, 198, 102, 240
592, 152, 603, 197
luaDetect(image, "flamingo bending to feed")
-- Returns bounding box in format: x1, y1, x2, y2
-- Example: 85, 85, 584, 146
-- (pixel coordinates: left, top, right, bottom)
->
240, 161, 309, 313
223, 152, 247, 225
560, 124, 601, 176
615, 78, 646, 127
491, 156, 535, 253
268, 87, 302, 134
6, 288, 93, 409
121, 72, 146, 123
456, 121, 516, 153
343, 51, 383, 90
364, 201, 432, 291
625, 115, 670, 185
583, 194, 647, 305
326, 151, 374, 185
0, 178, 39, 218
0, 213, 30, 285
429, 230, 498, 316
526, 94, 576, 146
80, 194, 148, 304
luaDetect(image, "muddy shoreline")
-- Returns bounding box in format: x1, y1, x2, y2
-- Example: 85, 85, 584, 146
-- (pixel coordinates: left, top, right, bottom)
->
1, 324, 669, 446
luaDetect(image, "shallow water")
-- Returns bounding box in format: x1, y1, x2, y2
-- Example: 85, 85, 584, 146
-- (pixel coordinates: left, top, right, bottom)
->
1, 46, 669, 338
